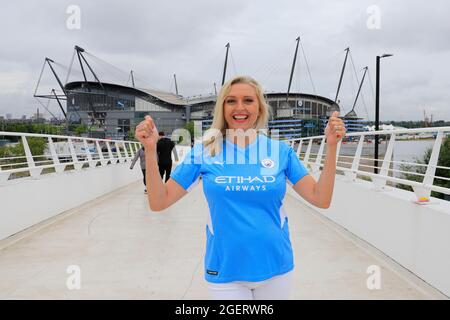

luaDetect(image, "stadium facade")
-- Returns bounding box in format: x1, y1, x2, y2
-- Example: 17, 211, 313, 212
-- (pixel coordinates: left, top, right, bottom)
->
65, 81, 341, 140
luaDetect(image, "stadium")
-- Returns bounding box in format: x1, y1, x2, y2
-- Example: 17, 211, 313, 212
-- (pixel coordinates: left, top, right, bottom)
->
64, 80, 339, 139
35, 44, 368, 140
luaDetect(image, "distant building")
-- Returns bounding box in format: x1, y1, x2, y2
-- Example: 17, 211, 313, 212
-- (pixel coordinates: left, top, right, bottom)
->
6, 114, 12, 120
319, 109, 366, 135
364, 124, 404, 131
30, 113, 46, 123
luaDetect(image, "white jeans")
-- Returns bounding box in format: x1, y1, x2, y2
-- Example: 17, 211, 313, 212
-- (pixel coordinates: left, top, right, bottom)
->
207, 271, 293, 300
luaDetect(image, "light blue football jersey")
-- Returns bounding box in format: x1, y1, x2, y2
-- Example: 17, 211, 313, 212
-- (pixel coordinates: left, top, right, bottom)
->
171, 133, 309, 283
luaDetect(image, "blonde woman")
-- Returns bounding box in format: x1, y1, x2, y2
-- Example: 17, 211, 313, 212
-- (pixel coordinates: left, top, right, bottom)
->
135, 76, 346, 300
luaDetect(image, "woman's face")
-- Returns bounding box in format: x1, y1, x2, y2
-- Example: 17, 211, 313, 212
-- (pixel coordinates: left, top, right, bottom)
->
223, 83, 260, 131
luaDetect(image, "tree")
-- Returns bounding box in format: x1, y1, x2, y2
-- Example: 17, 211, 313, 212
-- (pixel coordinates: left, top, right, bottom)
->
0, 137, 47, 168
11, 137, 47, 156
74, 124, 88, 136
399, 137, 450, 200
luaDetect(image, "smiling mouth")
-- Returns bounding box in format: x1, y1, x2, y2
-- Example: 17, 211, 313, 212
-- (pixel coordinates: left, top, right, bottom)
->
232, 115, 249, 121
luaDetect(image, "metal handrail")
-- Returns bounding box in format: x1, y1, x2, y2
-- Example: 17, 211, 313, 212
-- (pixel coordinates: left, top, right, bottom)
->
0, 131, 141, 184
305, 151, 449, 171
288, 127, 450, 201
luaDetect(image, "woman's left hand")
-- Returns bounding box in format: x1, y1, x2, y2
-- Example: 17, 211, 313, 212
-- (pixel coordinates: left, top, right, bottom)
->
325, 111, 346, 146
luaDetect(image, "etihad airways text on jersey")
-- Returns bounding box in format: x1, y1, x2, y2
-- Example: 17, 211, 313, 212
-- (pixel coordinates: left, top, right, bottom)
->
215, 176, 276, 184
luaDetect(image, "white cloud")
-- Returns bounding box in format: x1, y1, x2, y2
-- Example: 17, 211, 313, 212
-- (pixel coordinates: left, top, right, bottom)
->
0, 0, 448, 121
0, 71, 31, 95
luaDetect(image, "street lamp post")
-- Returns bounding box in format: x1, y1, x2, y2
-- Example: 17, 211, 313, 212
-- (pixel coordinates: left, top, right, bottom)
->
374, 53, 393, 174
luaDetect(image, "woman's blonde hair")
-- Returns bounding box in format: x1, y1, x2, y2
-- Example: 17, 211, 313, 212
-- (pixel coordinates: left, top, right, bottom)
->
202, 75, 270, 156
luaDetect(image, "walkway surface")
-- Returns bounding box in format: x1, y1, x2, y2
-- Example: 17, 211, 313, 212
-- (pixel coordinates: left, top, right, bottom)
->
0, 180, 447, 300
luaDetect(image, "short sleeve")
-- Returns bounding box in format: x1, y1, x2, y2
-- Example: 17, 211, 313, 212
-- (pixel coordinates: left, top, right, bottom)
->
285, 147, 309, 185
171, 143, 202, 191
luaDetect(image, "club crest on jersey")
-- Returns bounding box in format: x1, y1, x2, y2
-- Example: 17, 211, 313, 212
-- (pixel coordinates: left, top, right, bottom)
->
261, 158, 275, 168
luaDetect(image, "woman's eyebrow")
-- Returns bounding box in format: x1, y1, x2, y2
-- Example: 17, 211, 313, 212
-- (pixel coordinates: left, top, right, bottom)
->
226, 95, 255, 98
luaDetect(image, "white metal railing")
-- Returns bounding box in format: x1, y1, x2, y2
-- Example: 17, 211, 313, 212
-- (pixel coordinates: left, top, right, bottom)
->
0, 131, 141, 184
3, 128, 448, 202
287, 127, 450, 203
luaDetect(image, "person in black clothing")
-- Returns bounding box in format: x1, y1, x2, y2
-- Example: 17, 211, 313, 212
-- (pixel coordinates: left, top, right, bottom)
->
157, 131, 176, 182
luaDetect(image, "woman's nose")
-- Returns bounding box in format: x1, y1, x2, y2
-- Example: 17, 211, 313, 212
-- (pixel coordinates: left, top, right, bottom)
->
235, 99, 245, 109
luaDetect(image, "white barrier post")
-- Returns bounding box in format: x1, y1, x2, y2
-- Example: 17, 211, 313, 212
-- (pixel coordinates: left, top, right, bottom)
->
48, 137, 65, 173
22, 135, 43, 178
412, 131, 444, 203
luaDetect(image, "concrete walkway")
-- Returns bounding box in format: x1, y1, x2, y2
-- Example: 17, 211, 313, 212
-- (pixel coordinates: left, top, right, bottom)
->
0, 180, 447, 300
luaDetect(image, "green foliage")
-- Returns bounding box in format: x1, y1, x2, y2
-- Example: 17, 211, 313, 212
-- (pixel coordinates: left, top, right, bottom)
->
0, 145, 10, 158
1, 122, 65, 135
74, 124, 88, 136
399, 137, 450, 199
128, 125, 136, 141
9, 137, 47, 156
1, 122, 33, 134
185, 121, 194, 139
26, 137, 47, 156
0, 137, 47, 168
31, 123, 63, 135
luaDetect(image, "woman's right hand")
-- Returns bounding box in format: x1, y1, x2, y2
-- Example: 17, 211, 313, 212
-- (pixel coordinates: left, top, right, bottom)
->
135, 115, 159, 152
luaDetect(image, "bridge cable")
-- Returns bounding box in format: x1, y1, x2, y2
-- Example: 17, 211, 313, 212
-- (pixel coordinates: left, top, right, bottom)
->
253, 47, 291, 90
251, 51, 279, 84
65, 49, 76, 85
85, 51, 173, 94
35, 97, 58, 121
34, 59, 46, 96
83, 52, 128, 84
296, 52, 301, 94
229, 48, 238, 77
349, 52, 371, 121
32, 56, 87, 125
50, 60, 93, 125
300, 41, 316, 94
126, 72, 131, 87
366, 68, 377, 107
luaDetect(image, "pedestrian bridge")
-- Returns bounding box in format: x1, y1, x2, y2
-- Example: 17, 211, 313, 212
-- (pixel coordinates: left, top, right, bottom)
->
0, 128, 449, 299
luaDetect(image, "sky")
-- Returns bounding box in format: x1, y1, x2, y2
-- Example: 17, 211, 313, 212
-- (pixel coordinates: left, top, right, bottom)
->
0, 0, 449, 121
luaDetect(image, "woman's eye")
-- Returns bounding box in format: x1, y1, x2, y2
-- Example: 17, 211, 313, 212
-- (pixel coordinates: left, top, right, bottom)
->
226, 99, 236, 104
244, 99, 254, 103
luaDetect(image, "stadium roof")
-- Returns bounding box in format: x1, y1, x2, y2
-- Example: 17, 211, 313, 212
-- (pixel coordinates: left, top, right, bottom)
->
65, 81, 338, 108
